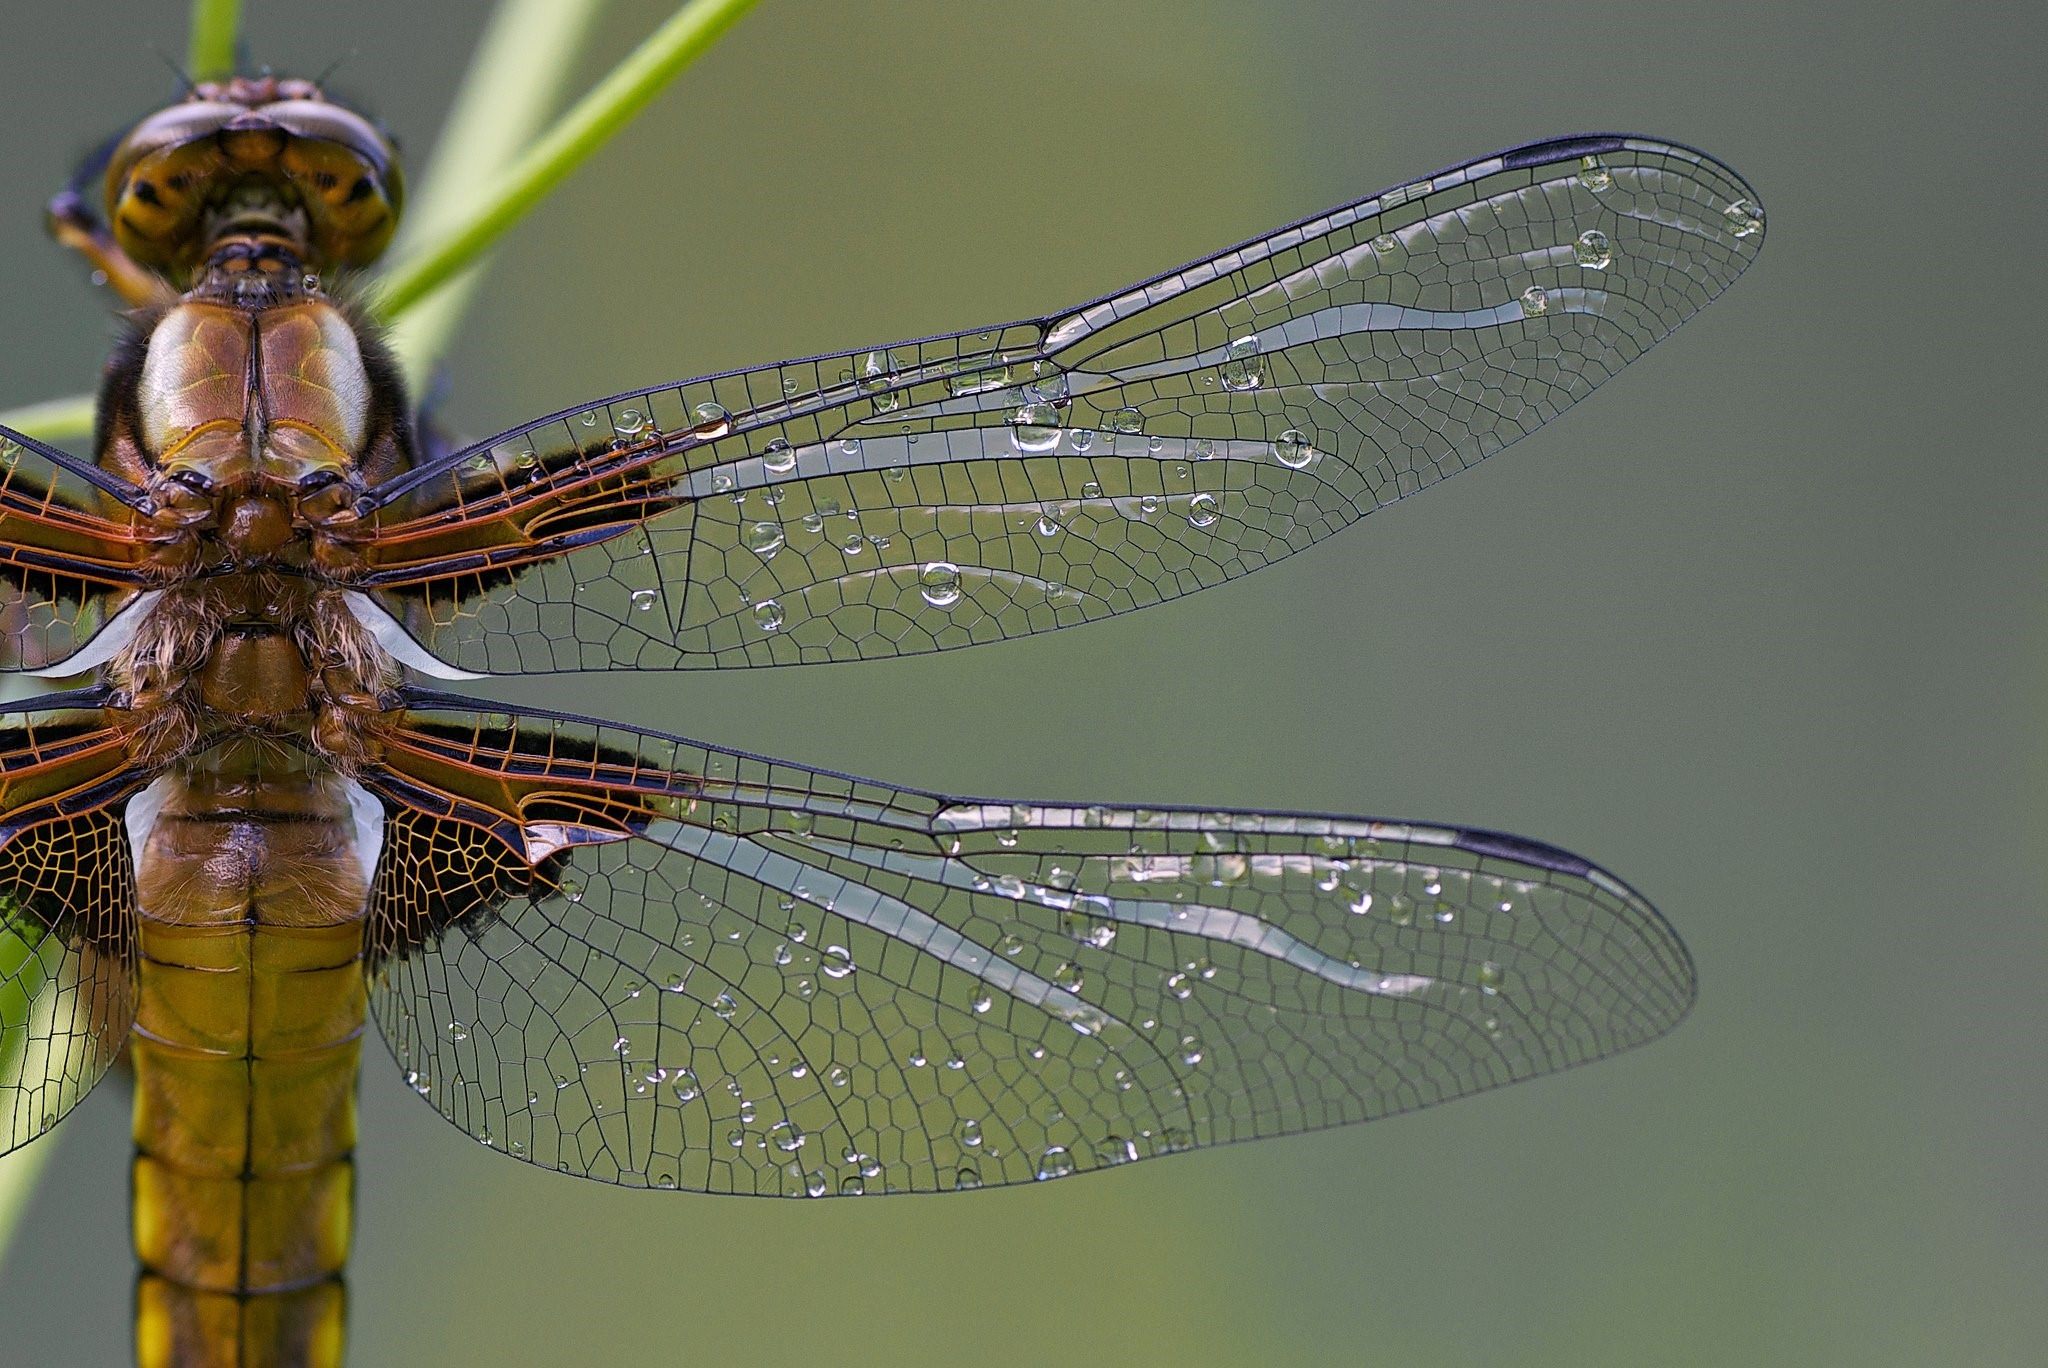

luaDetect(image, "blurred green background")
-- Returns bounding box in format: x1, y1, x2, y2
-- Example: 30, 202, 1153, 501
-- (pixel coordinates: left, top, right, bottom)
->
0, 2, 2041, 1364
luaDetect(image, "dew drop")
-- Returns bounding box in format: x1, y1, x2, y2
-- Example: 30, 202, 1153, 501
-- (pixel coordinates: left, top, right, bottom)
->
1574, 228, 1613, 269
761, 438, 799, 475
1478, 960, 1506, 992
1520, 284, 1549, 317
959, 1117, 984, 1147
1724, 197, 1764, 238
747, 522, 785, 556
1219, 335, 1264, 391
919, 561, 963, 608
769, 1120, 807, 1153
753, 599, 786, 632
630, 588, 658, 613
1576, 156, 1613, 192
1010, 402, 1061, 453
1271, 429, 1314, 469
1037, 1146, 1076, 1180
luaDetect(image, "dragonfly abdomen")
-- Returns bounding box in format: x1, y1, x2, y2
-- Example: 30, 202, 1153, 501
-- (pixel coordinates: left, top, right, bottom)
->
127, 745, 380, 1368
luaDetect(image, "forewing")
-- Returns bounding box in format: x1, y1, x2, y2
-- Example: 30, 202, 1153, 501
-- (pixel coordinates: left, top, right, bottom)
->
0, 692, 145, 1154
364, 695, 1692, 1193
0, 429, 151, 673
356, 134, 1763, 673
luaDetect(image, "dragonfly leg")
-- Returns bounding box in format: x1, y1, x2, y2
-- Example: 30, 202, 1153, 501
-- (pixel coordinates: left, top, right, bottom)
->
46, 189, 178, 310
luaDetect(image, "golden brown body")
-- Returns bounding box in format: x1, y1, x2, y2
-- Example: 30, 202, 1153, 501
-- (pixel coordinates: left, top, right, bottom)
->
103, 242, 404, 1367
129, 749, 370, 1368
113, 279, 393, 1363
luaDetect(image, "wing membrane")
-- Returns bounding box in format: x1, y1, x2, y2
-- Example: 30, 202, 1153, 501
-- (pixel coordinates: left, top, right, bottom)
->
0, 431, 151, 672
0, 691, 145, 1154
355, 134, 1763, 673
363, 694, 1692, 1194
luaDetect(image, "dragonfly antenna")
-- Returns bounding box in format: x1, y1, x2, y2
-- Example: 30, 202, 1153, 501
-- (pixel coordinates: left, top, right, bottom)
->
312, 50, 359, 90
144, 43, 201, 99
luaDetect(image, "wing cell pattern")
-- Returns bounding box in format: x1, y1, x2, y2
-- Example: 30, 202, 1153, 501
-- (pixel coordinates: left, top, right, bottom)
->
368, 700, 1693, 1195
363, 134, 1763, 674
0, 440, 149, 672
0, 699, 141, 1155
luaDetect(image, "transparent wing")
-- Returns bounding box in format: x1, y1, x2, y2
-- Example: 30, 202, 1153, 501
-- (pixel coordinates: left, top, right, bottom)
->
0, 691, 144, 1155
353, 133, 1763, 674
363, 693, 1692, 1194
0, 430, 152, 673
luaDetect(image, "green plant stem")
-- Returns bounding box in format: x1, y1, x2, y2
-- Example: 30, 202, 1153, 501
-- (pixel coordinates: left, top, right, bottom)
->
187, 0, 242, 82
0, 395, 95, 445
0, 0, 760, 440
385, 0, 612, 391
373, 0, 762, 321
0, 1145, 52, 1253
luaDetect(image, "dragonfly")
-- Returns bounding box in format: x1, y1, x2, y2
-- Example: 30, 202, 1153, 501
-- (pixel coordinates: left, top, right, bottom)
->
0, 72, 1762, 1368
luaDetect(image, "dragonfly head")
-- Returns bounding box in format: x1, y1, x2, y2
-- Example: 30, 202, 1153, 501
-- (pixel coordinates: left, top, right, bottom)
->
104, 75, 404, 283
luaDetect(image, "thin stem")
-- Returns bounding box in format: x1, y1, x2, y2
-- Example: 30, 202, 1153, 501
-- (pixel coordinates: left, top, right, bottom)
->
0, 1147, 52, 1255
373, 0, 762, 320
385, 0, 612, 390
0, 0, 760, 440
186, 0, 242, 82
0, 396, 95, 445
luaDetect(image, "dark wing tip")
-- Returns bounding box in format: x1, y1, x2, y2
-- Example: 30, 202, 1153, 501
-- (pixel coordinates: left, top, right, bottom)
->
1500, 133, 1634, 170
